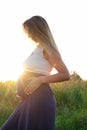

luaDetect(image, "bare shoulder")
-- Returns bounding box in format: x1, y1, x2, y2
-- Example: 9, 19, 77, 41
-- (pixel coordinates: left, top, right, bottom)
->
43, 49, 49, 60
48, 50, 70, 75
43, 49, 70, 80
48, 50, 62, 66
43, 49, 61, 65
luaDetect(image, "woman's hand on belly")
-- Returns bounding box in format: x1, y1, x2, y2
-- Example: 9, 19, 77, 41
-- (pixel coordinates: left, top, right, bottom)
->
24, 77, 42, 95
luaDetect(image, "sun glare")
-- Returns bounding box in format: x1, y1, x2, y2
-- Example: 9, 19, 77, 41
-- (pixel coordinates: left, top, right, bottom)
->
13, 65, 24, 81
0, 64, 24, 82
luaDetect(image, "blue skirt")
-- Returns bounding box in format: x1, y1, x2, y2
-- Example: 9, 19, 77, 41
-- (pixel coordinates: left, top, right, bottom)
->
1, 83, 56, 130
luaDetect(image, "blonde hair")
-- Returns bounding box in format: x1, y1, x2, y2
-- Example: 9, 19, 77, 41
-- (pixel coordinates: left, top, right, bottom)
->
23, 15, 58, 54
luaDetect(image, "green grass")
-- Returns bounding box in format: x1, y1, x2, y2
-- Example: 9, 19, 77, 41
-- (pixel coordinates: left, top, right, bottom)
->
52, 80, 87, 130
0, 78, 87, 130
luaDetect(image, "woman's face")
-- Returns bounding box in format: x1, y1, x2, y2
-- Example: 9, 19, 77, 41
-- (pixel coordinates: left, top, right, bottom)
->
27, 34, 40, 46
23, 25, 40, 46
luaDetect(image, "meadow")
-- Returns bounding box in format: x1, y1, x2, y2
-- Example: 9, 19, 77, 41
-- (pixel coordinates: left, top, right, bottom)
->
0, 73, 87, 130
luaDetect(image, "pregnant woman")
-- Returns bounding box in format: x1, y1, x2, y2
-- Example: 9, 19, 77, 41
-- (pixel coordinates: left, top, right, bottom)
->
1, 15, 70, 130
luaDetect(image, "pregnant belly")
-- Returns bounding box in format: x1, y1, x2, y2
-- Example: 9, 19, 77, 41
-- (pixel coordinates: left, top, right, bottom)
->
16, 71, 35, 99
16, 71, 45, 99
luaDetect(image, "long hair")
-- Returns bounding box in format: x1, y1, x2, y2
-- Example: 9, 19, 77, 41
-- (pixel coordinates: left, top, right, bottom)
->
23, 16, 58, 54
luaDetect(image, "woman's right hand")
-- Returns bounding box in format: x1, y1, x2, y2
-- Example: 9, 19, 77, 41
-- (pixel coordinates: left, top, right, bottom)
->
24, 76, 42, 95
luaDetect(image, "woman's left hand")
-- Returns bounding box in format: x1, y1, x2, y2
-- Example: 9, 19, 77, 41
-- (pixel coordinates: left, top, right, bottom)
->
24, 77, 42, 95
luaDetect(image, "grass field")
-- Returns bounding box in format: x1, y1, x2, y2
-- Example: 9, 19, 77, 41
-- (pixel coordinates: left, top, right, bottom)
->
0, 73, 87, 130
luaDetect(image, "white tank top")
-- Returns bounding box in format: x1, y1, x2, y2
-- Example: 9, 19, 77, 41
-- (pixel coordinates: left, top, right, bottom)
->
23, 46, 53, 75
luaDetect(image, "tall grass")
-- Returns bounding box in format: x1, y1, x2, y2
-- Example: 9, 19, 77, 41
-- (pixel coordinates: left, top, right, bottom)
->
0, 81, 18, 125
0, 78, 87, 129
52, 80, 87, 130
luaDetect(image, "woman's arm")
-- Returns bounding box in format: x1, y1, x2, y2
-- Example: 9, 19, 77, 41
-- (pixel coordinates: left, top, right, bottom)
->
24, 50, 70, 95
40, 50, 70, 84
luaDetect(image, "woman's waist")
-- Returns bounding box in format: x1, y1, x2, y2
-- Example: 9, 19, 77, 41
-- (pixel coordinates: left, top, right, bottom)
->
19, 71, 45, 81
16, 71, 46, 90
23, 66, 51, 76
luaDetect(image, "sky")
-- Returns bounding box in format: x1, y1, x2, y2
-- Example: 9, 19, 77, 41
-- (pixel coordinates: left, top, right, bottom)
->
0, 0, 87, 81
